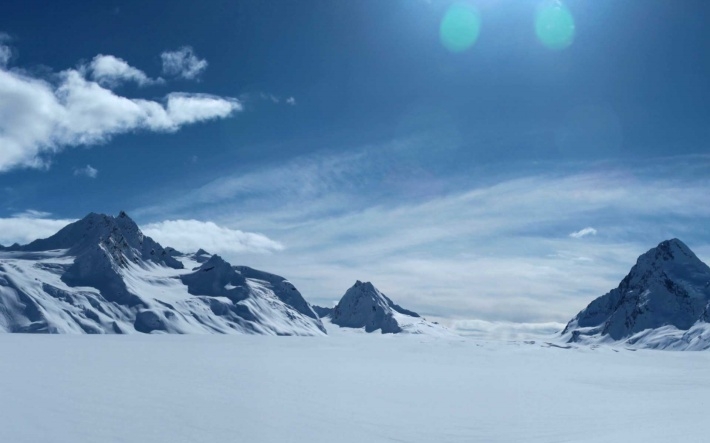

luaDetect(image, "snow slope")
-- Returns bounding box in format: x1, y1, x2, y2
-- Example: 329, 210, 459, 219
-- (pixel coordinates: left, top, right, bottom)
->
563, 239, 710, 349
330, 280, 448, 335
0, 212, 325, 335
0, 333, 707, 443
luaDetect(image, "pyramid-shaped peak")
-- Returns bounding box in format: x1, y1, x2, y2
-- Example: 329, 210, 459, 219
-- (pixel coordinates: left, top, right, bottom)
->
564, 238, 710, 344
352, 280, 376, 291
332, 280, 421, 333
635, 238, 703, 270
650, 238, 694, 259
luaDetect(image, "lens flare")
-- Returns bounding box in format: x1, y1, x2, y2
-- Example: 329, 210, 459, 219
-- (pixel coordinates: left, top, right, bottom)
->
535, 2, 575, 50
440, 3, 481, 53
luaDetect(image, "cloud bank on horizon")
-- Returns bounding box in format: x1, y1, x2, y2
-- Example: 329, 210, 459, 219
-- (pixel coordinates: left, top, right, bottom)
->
142, 219, 284, 255
0, 39, 240, 172
0, 212, 284, 257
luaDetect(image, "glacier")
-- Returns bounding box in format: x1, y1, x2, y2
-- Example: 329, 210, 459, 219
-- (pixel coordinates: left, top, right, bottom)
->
1, 332, 708, 443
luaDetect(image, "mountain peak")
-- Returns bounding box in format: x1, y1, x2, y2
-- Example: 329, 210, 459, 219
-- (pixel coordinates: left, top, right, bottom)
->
624, 238, 707, 286
564, 239, 710, 346
352, 280, 375, 291
331, 281, 421, 333
644, 238, 696, 264
17, 211, 183, 270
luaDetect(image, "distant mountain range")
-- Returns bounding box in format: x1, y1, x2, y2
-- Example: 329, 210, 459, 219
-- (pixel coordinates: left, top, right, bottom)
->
3, 212, 710, 348
0, 212, 431, 336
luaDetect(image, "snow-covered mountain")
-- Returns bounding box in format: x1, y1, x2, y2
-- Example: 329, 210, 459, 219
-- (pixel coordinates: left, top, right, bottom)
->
563, 239, 710, 350
0, 212, 325, 335
328, 280, 446, 334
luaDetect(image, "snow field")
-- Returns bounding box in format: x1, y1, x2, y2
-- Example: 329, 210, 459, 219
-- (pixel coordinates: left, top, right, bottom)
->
1, 332, 707, 443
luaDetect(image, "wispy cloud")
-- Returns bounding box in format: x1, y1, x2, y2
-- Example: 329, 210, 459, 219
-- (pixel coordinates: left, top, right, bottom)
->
131, 145, 710, 323
0, 33, 11, 66
239, 92, 298, 107
161, 47, 208, 80
11, 209, 52, 219
142, 219, 284, 255
260, 93, 280, 103
570, 227, 597, 238
73, 164, 98, 178
0, 39, 241, 172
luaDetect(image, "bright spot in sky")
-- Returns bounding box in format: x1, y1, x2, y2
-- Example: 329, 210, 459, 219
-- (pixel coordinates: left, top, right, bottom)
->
440, 3, 481, 53
535, 2, 575, 50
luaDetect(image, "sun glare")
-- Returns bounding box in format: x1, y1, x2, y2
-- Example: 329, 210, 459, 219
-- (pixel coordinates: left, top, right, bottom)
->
440, 3, 482, 53
535, 1, 576, 50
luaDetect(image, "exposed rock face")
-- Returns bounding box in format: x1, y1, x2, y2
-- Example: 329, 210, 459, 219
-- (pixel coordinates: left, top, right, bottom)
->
563, 239, 710, 345
0, 212, 326, 335
181, 255, 250, 303
331, 281, 421, 333
312, 305, 334, 318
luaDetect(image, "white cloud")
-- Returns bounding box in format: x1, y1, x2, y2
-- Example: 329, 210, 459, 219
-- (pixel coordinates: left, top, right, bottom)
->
161, 47, 208, 80
74, 164, 98, 178
286, 97, 296, 106
88, 54, 163, 88
142, 219, 284, 255
0, 214, 283, 257
0, 216, 74, 246
0, 49, 242, 172
569, 227, 597, 239
11, 209, 52, 219
163, 93, 240, 127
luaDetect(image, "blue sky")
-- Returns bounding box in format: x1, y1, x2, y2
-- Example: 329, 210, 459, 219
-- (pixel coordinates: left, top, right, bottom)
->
1, 0, 710, 323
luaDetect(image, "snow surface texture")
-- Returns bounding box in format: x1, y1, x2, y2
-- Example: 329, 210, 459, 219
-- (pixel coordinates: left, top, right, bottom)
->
330, 280, 447, 334
0, 212, 325, 335
0, 333, 707, 443
563, 239, 710, 350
